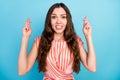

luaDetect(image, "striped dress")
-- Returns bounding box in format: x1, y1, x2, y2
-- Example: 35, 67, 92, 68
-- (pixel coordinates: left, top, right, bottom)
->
35, 36, 83, 80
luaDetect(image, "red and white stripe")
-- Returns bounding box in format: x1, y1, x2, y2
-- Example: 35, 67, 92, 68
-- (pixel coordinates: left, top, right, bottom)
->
35, 36, 83, 80
44, 40, 74, 80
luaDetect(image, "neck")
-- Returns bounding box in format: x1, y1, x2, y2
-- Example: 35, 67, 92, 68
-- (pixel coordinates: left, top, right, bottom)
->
54, 33, 64, 41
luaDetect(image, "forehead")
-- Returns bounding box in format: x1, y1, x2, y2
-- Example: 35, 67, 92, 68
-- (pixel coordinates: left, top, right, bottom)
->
52, 7, 66, 14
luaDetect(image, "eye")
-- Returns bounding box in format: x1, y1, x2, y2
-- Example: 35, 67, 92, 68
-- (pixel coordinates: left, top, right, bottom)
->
51, 15, 57, 19
61, 15, 67, 19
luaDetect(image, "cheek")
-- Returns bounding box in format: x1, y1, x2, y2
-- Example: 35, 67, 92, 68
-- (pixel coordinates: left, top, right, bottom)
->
63, 20, 67, 26
50, 20, 55, 30
51, 20, 56, 26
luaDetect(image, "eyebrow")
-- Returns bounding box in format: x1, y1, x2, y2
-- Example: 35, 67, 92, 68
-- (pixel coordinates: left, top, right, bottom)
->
51, 14, 66, 16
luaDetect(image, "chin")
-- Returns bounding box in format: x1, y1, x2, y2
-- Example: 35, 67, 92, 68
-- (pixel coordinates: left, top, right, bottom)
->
54, 30, 64, 34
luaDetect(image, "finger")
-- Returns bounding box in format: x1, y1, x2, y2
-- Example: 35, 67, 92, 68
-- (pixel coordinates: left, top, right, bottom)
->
83, 23, 87, 27
27, 18, 30, 27
25, 18, 31, 29
84, 23, 90, 30
24, 26, 29, 31
83, 16, 88, 24
27, 18, 31, 25
84, 26, 88, 30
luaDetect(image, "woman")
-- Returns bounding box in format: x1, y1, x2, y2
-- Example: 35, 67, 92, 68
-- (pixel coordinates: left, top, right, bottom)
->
18, 3, 96, 80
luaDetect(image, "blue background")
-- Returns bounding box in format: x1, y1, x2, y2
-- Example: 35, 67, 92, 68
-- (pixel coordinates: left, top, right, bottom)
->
0, 0, 120, 80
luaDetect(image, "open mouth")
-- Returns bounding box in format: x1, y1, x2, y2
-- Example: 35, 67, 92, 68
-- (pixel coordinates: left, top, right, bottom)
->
55, 25, 63, 30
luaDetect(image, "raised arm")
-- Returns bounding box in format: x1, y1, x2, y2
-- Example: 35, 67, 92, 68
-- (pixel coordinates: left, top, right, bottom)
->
79, 17, 96, 72
18, 18, 40, 75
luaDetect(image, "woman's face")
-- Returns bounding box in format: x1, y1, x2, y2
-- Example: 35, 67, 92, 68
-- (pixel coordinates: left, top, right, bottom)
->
51, 7, 67, 34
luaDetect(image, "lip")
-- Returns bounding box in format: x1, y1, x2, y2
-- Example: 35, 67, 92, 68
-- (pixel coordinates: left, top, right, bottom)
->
55, 25, 63, 30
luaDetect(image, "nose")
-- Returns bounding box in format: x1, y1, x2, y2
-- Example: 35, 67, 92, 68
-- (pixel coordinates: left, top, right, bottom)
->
56, 18, 61, 24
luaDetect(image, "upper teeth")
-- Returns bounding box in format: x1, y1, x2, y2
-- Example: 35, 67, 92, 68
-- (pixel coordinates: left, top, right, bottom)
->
56, 26, 62, 28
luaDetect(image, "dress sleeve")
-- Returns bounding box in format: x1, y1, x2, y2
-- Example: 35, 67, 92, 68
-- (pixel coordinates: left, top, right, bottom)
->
77, 36, 83, 48
34, 36, 41, 48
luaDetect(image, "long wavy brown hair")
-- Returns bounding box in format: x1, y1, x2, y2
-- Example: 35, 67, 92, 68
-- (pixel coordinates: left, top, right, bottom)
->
37, 3, 81, 73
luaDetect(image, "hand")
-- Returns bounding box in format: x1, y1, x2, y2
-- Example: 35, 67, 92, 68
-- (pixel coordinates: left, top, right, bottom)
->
83, 16, 92, 38
22, 18, 32, 38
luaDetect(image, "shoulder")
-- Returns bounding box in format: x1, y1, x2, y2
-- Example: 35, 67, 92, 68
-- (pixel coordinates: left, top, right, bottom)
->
76, 35, 83, 47
76, 36, 82, 42
34, 36, 41, 48
35, 36, 41, 41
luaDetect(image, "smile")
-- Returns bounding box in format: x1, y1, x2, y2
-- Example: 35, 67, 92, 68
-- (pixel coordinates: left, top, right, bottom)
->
55, 25, 63, 30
